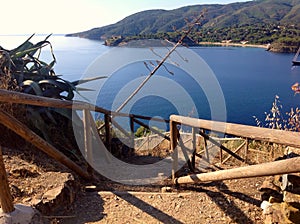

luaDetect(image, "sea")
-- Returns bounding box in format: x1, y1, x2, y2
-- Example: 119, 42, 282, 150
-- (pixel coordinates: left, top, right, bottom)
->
0, 34, 299, 129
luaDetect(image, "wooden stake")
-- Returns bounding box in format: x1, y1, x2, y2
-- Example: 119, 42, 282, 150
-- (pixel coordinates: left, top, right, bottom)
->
170, 121, 178, 182
83, 109, 93, 166
104, 114, 111, 152
0, 146, 14, 213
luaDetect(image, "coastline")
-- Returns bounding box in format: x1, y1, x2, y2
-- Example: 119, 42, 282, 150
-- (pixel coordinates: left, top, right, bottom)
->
198, 42, 269, 49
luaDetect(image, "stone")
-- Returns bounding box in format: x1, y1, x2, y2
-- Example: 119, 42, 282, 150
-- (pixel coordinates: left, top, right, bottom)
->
33, 173, 78, 215
0, 204, 42, 224
161, 187, 172, 193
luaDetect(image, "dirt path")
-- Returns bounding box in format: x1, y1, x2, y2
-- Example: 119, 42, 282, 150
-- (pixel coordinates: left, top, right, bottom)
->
2, 146, 266, 224
54, 177, 264, 224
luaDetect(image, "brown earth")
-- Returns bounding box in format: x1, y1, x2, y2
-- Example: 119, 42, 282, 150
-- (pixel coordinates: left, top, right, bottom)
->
0, 143, 273, 224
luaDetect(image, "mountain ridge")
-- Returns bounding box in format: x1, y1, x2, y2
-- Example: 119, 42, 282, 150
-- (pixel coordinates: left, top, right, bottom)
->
66, 0, 300, 51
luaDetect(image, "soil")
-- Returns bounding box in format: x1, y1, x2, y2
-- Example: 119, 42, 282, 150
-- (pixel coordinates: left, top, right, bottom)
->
0, 144, 272, 224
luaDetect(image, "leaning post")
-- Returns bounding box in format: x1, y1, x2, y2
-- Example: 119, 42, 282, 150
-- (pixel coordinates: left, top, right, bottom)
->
0, 146, 14, 213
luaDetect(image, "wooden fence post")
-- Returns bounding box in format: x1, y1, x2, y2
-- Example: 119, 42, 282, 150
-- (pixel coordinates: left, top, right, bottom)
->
245, 139, 249, 164
83, 109, 93, 167
191, 127, 197, 171
170, 121, 178, 182
104, 114, 111, 152
130, 115, 135, 150
0, 146, 14, 213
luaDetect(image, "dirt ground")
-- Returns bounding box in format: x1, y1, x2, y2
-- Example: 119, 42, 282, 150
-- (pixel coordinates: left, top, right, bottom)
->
0, 144, 270, 224
65, 178, 264, 224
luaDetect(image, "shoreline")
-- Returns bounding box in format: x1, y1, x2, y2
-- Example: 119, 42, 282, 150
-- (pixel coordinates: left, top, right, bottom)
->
198, 42, 269, 49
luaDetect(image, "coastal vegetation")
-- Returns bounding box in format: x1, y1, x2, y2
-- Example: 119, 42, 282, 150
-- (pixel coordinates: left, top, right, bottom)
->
67, 0, 300, 52
0, 35, 105, 159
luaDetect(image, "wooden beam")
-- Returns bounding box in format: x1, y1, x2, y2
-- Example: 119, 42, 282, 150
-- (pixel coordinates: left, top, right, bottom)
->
0, 89, 168, 127
170, 115, 300, 148
175, 156, 300, 185
170, 121, 179, 181
130, 115, 135, 149
191, 127, 197, 171
0, 146, 14, 213
83, 109, 93, 166
222, 141, 246, 164
198, 131, 245, 162
0, 109, 91, 180
104, 114, 111, 152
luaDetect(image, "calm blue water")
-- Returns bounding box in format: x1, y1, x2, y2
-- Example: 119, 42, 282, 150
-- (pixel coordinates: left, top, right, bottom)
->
1, 35, 299, 127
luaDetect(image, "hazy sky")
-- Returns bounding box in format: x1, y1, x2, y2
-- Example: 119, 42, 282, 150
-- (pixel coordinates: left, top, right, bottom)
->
1, 0, 250, 34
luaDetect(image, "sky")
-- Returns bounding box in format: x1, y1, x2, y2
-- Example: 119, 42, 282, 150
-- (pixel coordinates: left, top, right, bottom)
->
1, 0, 250, 35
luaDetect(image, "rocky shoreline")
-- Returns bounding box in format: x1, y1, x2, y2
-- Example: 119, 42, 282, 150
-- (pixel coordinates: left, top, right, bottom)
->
104, 37, 298, 53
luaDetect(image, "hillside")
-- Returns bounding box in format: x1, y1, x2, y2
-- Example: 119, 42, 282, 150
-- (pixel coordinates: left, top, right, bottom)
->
67, 0, 300, 44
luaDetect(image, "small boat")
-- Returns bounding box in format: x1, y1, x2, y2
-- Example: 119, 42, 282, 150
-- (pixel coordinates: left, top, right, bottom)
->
292, 46, 300, 66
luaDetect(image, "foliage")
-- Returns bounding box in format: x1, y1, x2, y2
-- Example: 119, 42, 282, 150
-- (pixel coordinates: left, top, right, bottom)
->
0, 35, 106, 159
67, 0, 300, 48
135, 126, 150, 138
0, 34, 105, 100
254, 95, 300, 132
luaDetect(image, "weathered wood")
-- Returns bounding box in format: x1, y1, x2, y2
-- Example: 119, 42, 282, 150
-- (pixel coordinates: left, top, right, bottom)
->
83, 109, 93, 166
170, 115, 300, 148
222, 141, 246, 164
198, 131, 245, 162
170, 121, 179, 181
104, 114, 111, 152
175, 157, 300, 185
0, 89, 169, 133
130, 115, 135, 149
0, 89, 106, 113
191, 127, 197, 171
0, 109, 90, 180
0, 147, 14, 213
203, 134, 210, 163
245, 139, 249, 164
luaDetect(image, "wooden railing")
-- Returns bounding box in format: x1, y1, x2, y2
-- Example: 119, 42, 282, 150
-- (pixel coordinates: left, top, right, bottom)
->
169, 115, 300, 184
0, 89, 170, 177
1, 89, 300, 211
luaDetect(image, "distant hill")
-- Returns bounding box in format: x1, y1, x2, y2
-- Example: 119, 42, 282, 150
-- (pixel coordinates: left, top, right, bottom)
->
67, 0, 300, 41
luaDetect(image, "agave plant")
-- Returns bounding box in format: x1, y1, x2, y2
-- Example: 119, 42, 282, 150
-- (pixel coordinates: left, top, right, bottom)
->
0, 34, 106, 154
0, 34, 106, 100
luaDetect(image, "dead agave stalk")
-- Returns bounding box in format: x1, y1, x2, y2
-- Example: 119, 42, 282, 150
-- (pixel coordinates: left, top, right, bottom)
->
115, 12, 205, 112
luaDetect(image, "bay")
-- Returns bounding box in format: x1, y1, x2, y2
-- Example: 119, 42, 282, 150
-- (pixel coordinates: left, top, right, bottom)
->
0, 35, 299, 127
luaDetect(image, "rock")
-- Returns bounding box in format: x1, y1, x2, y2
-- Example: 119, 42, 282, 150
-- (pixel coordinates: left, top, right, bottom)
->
33, 173, 78, 215
262, 202, 300, 224
284, 191, 300, 205
161, 187, 172, 193
0, 204, 42, 224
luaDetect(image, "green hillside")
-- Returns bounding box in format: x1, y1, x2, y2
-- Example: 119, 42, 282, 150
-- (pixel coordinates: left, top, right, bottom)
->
67, 0, 300, 51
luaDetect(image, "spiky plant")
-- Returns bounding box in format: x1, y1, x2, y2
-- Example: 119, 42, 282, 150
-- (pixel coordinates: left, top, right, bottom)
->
0, 34, 105, 99
0, 34, 106, 160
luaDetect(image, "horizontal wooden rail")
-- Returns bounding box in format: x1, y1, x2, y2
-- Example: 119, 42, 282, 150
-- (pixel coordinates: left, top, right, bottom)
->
0, 89, 168, 124
170, 115, 300, 148
175, 156, 300, 184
